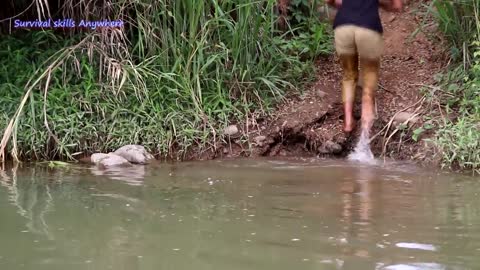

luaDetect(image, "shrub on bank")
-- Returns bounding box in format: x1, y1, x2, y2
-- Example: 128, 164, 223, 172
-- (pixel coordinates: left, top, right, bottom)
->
426, 0, 480, 174
0, 0, 332, 161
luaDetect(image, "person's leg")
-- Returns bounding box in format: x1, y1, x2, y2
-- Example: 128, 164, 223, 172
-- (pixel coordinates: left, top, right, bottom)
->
340, 54, 359, 132
335, 25, 359, 133
359, 59, 379, 132
355, 27, 384, 133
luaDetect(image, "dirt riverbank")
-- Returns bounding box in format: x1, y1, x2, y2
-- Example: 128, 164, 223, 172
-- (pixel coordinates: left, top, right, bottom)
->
187, 1, 447, 165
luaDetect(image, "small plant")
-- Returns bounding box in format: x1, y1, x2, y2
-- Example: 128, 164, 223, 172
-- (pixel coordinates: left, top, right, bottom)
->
436, 115, 480, 173
412, 122, 434, 142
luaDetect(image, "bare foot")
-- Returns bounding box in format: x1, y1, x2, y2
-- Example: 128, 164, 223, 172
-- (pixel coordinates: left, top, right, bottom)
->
344, 118, 356, 133
343, 102, 356, 133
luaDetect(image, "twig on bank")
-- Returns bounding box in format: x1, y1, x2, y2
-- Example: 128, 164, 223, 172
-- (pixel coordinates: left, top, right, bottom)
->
370, 95, 426, 142
381, 105, 423, 160
378, 83, 395, 94
409, 83, 456, 97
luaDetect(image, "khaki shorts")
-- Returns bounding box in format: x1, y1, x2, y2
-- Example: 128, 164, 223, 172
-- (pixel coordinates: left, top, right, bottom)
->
334, 25, 384, 60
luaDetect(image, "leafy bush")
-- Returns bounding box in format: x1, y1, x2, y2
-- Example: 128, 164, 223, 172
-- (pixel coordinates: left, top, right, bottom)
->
281, 0, 334, 59
0, 0, 333, 161
426, 0, 480, 173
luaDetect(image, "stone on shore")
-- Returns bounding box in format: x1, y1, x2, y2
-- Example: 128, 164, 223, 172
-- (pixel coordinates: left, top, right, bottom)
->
393, 112, 419, 126
113, 145, 155, 164
318, 140, 342, 154
254, 135, 267, 146
91, 153, 131, 168
224, 125, 239, 136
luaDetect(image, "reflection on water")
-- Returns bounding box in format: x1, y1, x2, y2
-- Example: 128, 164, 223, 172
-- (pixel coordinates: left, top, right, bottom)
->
0, 158, 479, 270
0, 165, 55, 239
89, 165, 146, 186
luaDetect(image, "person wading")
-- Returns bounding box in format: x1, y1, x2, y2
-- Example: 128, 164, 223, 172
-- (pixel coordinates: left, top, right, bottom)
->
326, 0, 403, 135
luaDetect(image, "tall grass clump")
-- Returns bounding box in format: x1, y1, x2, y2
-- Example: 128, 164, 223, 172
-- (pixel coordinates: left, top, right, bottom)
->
0, 0, 333, 162
424, 0, 480, 174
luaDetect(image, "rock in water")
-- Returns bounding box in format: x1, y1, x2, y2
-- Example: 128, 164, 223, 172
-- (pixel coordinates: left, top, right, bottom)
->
91, 153, 131, 168
91, 153, 109, 163
113, 145, 154, 164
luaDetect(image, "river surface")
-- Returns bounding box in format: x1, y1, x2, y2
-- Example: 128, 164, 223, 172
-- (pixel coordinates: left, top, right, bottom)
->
0, 158, 479, 270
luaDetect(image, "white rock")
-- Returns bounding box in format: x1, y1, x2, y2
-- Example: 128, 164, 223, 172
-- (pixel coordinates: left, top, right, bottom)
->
326, 140, 342, 154
316, 90, 327, 98
91, 153, 109, 163
254, 135, 267, 146
113, 145, 154, 164
224, 125, 239, 136
318, 140, 342, 154
394, 112, 419, 125
92, 153, 131, 168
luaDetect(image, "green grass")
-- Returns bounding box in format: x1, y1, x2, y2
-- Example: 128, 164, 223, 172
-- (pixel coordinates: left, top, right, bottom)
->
422, 0, 480, 174
425, 0, 480, 62
0, 0, 332, 162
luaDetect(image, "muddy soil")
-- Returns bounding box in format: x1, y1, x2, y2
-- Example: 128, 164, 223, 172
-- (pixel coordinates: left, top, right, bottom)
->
191, 1, 446, 164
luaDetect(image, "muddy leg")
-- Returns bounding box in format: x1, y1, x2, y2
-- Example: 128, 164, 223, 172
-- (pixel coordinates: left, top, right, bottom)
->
339, 54, 359, 133
360, 58, 380, 132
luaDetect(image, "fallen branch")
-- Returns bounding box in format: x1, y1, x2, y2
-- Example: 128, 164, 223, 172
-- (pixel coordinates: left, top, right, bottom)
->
381, 106, 423, 160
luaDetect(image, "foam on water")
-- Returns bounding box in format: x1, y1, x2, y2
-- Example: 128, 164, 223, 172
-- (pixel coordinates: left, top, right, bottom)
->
395, 242, 437, 251
348, 129, 378, 165
382, 263, 447, 270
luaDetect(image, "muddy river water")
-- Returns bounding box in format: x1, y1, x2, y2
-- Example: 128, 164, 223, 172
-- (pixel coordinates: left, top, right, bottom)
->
0, 158, 479, 270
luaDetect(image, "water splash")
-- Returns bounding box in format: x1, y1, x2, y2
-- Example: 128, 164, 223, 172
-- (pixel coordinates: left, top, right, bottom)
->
348, 129, 377, 165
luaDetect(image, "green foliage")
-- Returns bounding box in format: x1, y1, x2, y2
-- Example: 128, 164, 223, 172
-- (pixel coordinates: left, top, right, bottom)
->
282, 0, 334, 59
437, 39, 480, 173
274, 22, 333, 60
0, 0, 333, 161
412, 122, 434, 142
436, 114, 479, 174
423, 0, 480, 173
424, 0, 480, 62
289, 0, 321, 24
